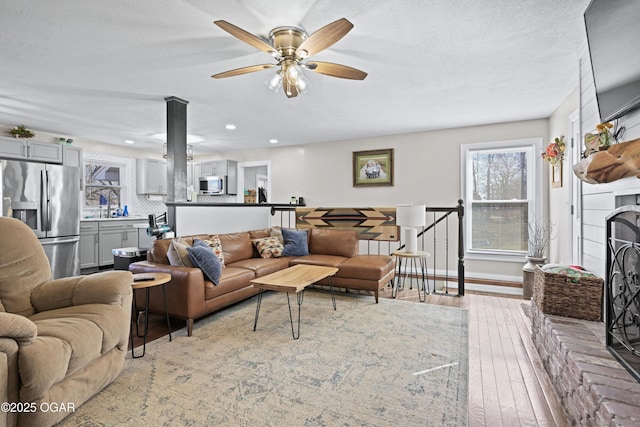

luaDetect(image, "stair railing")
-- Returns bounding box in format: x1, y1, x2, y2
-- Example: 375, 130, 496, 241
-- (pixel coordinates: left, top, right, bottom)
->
270, 201, 465, 296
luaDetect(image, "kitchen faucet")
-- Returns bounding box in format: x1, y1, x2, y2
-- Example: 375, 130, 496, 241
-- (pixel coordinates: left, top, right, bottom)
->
107, 188, 120, 217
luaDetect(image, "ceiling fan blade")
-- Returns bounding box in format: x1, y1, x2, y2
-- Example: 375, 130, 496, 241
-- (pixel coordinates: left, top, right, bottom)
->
211, 64, 275, 79
295, 18, 353, 57
214, 20, 277, 56
306, 61, 367, 80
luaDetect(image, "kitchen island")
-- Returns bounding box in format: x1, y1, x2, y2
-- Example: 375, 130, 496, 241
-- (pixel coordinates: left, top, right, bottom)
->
165, 202, 300, 236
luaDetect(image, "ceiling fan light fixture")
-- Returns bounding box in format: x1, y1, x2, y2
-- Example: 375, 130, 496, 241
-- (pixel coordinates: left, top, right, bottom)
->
295, 71, 310, 93
285, 63, 300, 83
265, 71, 283, 92
282, 63, 310, 94
212, 18, 365, 99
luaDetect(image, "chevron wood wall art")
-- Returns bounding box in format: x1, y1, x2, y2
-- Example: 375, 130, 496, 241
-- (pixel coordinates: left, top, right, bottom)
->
295, 207, 399, 241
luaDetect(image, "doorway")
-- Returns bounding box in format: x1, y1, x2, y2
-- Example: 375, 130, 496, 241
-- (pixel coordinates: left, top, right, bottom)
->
237, 161, 271, 204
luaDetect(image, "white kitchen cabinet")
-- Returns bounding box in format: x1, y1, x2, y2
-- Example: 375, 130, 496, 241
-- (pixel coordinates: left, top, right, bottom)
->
200, 160, 216, 177
63, 145, 84, 189
190, 162, 201, 186
97, 220, 138, 266
136, 158, 167, 195
0, 136, 63, 163
81, 220, 141, 269
79, 221, 99, 270
200, 160, 236, 177
199, 160, 238, 194
62, 145, 82, 167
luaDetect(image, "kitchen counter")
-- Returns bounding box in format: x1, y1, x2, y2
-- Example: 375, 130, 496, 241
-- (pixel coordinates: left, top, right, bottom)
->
166, 203, 276, 236
165, 202, 303, 208
81, 216, 148, 222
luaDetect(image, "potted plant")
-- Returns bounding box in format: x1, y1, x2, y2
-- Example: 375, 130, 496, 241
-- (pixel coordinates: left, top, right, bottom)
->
8, 125, 35, 139
522, 218, 553, 300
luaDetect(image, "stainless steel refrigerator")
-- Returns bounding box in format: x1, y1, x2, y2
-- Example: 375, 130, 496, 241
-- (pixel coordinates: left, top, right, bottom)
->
1, 159, 80, 278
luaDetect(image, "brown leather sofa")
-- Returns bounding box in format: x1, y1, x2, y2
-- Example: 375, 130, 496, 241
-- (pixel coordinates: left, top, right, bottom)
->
129, 228, 395, 336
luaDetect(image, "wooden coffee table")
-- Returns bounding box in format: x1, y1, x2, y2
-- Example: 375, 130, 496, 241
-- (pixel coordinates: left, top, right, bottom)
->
251, 264, 339, 339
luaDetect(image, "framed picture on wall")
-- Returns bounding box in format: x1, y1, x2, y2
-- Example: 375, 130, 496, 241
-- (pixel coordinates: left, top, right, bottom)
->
551, 162, 563, 188
353, 148, 394, 187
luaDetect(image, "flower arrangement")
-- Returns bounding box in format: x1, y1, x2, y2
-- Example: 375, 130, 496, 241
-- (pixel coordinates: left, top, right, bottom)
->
596, 121, 614, 147
541, 136, 565, 164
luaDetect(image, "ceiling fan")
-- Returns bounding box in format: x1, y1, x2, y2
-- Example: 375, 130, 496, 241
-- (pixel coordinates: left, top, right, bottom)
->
211, 18, 367, 98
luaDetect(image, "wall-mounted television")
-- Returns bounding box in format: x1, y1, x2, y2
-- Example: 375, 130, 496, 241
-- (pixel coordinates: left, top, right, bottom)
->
584, 0, 640, 122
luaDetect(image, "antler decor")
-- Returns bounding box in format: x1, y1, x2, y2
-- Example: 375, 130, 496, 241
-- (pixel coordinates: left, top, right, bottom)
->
573, 138, 640, 184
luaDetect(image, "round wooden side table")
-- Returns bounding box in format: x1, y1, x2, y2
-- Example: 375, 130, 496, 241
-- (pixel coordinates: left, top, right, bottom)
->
130, 272, 172, 358
391, 250, 430, 302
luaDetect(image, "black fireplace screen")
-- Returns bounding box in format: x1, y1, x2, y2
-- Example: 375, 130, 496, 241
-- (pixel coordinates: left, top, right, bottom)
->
606, 205, 640, 383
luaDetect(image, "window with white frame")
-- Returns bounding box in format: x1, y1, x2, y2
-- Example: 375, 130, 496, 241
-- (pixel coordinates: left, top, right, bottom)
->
461, 138, 543, 260
83, 159, 127, 210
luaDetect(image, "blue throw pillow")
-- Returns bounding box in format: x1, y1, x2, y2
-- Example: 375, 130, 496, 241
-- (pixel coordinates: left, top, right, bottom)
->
192, 238, 209, 248
281, 228, 309, 256
187, 245, 221, 285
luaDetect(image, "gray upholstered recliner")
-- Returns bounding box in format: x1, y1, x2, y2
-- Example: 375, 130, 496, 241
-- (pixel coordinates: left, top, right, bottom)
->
0, 217, 133, 427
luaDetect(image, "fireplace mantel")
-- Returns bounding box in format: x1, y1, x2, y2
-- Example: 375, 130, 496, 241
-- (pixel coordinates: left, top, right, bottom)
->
573, 137, 640, 184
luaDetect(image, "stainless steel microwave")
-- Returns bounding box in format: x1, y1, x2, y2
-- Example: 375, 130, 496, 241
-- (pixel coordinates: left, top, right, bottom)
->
199, 176, 227, 195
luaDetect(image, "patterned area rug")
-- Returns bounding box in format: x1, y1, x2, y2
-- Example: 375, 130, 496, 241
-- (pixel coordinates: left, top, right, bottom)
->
60, 291, 468, 426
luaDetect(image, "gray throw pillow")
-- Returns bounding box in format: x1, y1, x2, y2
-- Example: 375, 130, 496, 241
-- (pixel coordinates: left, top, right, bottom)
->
167, 238, 194, 267
187, 245, 222, 285
281, 228, 309, 256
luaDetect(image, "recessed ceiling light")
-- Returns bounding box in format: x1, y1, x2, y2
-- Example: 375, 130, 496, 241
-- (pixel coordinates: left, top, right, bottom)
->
269, 139, 278, 144
225, 124, 236, 130
124, 139, 135, 144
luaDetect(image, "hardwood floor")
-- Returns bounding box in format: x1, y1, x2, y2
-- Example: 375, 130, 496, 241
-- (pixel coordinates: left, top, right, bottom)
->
130, 286, 568, 427
129, 312, 185, 350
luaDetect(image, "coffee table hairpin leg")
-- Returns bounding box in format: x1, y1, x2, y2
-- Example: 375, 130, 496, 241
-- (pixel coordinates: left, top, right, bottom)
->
253, 289, 264, 332
286, 277, 337, 339
252, 272, 337, 340
253, 289, 305, 340
329, 276, 336, 310
286, 291, 304, 340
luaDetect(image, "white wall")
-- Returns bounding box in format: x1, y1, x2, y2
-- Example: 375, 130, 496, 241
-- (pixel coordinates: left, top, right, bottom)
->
1, 119, 551, 282
213, 119, 549, 281
548, 87, 579, 264
578, 45, 640, 278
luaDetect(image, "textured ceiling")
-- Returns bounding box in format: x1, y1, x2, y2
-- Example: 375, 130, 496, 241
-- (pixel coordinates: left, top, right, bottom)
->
0, 0, 591, 155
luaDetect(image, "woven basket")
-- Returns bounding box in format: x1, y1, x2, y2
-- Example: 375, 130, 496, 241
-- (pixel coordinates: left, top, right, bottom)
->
532, 265, 604, 321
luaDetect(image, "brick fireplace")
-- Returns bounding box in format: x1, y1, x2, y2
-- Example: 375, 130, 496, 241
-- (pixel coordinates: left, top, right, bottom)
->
530, 203, 640, 425
531, 306, 640, 425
